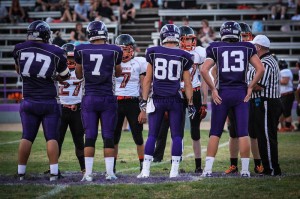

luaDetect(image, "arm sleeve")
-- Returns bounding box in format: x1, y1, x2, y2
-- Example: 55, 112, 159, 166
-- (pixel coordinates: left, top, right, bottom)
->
115, 47, 123, 65
12, 45, 19, 65
56, 50, 69, 75
145, 48, 153, 65
206, 45, 216, 62
74, 47, 82, 64
183, 52, 193, 71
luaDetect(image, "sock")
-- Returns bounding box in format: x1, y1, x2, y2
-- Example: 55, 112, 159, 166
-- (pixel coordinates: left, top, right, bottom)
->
139, 158, 144, 172
254, 159, 261, 167
78, 155, 85, 171
286, 122, 291, 128
85, 157, 94, 176
105, 157, 115, 176
241, 158, 250, 172
50, 164, 58, 175
204, 157, 215, 172
230, 158, 238, 167
195, 158, 202, 169
141, 155, 152, 175
18, 165, 26, 175
170, 156, 181, 176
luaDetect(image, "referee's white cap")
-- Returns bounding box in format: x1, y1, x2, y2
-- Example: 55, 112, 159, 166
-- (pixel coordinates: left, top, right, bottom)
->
251, 35, 270, 48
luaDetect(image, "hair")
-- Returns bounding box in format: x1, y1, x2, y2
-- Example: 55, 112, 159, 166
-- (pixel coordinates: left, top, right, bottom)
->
201, 19, 209, 27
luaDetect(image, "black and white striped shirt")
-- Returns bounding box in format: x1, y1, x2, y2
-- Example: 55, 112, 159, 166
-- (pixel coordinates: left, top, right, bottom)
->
247, 64, 261, 99
257, 52, 281, 99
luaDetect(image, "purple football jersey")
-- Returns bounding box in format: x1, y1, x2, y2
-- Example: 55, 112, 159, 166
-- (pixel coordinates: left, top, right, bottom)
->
206, 41, 256, 89
13, 41, 68, 100
146, 46, 193, 97
74, 43, 123, 96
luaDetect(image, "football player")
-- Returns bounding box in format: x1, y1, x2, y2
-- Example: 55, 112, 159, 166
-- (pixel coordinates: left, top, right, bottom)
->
138, 24, 195, 178
13, 20, 70, 181
200, 21, 265, 177
113, 34, 147, 173
152, 26, 208, 172
225, 22, 263, 175
58, 43, 85, 173
75, 21, 123, 181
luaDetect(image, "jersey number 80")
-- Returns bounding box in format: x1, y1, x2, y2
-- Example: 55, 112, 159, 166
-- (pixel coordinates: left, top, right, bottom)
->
154, 58, 182, 80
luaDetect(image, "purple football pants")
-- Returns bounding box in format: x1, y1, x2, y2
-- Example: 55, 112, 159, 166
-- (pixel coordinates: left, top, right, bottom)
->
210, 88, 249, 137
19, 99, 61, 142
145, 96, 184, 156
81, 95, 117, 141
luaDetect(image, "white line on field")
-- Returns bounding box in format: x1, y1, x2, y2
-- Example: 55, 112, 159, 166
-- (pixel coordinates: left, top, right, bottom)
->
0, 140, 19, 145
36, 185, 69, 199
117, 141, 229, 173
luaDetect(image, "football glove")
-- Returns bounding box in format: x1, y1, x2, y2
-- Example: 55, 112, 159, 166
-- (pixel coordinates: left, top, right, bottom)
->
139, 99, 147, 112
199, 104, 207, 120
188, 105, 196, 119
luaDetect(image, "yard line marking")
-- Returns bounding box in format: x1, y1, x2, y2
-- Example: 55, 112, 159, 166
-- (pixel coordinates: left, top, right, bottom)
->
36, 185, 68, 199
118, 141, 229, 173
0, 140, 19, 145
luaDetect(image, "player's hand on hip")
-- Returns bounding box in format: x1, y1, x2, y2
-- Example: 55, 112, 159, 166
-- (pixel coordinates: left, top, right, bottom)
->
138, 110, 147, 124
199, 104, 207, 120
188, 105, 196, 119
212, 89, 222, 105
244, 87, 253, 102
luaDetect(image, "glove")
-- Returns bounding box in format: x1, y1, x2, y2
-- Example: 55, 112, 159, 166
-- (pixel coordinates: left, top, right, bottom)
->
139, 99, 147, 112
188, 105, 196, 119
199, 104, 207, 120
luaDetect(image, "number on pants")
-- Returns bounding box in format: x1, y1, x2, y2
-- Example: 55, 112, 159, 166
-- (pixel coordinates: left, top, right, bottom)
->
91, 54, 103, 76
154, 58, 181, 80
221, 51, 244, 72
20, 52, 51, 78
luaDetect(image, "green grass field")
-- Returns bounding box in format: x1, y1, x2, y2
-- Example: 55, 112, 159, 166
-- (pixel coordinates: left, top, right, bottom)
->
0, 130, 300, 199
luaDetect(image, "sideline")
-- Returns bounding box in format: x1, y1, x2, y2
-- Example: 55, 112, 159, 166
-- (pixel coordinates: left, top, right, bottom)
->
0, 140, 19, 145
36, 185, 69, 199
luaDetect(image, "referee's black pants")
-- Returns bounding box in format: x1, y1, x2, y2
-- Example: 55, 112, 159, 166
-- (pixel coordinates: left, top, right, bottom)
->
59, 104, 85, 170
252, 97, 282, 175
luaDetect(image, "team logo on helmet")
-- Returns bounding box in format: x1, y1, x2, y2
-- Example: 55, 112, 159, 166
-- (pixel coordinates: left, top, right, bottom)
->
27, 20, 52, 43
160, 24, 180, 45
220, 21, 241, 42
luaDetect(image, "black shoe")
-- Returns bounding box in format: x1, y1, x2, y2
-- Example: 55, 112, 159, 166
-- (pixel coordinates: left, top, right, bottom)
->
153, 158, 162, 163
195, 168, 203, 174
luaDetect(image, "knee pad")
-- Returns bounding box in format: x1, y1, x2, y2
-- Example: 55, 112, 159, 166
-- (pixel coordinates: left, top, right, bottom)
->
103, 138, 114, 148
85, 138, 96, 148
133, 133, 144, 146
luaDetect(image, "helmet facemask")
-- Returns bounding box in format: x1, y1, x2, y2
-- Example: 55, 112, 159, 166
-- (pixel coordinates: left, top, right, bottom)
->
67, 56, 76, 70
241, 32, 253, 42
180, 35, 196, 51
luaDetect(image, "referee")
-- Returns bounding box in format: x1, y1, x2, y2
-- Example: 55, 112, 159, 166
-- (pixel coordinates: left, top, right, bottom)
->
250, 35, 282, 176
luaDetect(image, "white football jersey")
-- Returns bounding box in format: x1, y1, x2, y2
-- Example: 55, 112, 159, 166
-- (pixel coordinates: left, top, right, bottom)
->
181, 46, 206, 89
58, 70, 83, 105
115, 57, 147, 97
280, 68, 294, 94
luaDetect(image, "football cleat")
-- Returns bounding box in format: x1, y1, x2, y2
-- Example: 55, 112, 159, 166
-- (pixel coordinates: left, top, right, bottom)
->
201, 170, 212, 177
50, 174, 59, 181
137, 171, 149, 178
18, 173, 25, 181
240, 171, 251, 178
81, 174, 93, 182
225, 165, 238, 174
195, 168, 203, 174
105, 173, 118, 180
254, 165, 264, 174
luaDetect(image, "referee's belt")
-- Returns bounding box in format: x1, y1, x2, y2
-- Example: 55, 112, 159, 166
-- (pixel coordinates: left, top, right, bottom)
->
281, 91, 294, 97
62, 103, 80, 111
117, 96, 138, 101
181, 86, 201, 92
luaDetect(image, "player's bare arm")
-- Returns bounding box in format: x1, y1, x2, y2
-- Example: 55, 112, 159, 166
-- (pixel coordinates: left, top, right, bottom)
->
15, 64, 19, 74
75, 63, 83, 79
183, 70, 193, 105
115, 64, 122, 77
141, 63, 152, 101
201, 59, 222, 105
138, 74, 147, 124
247, 55, 265, 102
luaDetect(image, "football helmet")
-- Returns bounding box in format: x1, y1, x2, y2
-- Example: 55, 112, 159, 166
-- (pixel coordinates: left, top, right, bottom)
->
27, 20, 51, 43
278, 59, 288, 70
62, 43, 75, 69
160, 24, 180, 45
87, 21, 108, 42
220, 21, 241, 42
115, 34, 135, 62
179, 26, 196, 51
239, 22, 253, 41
